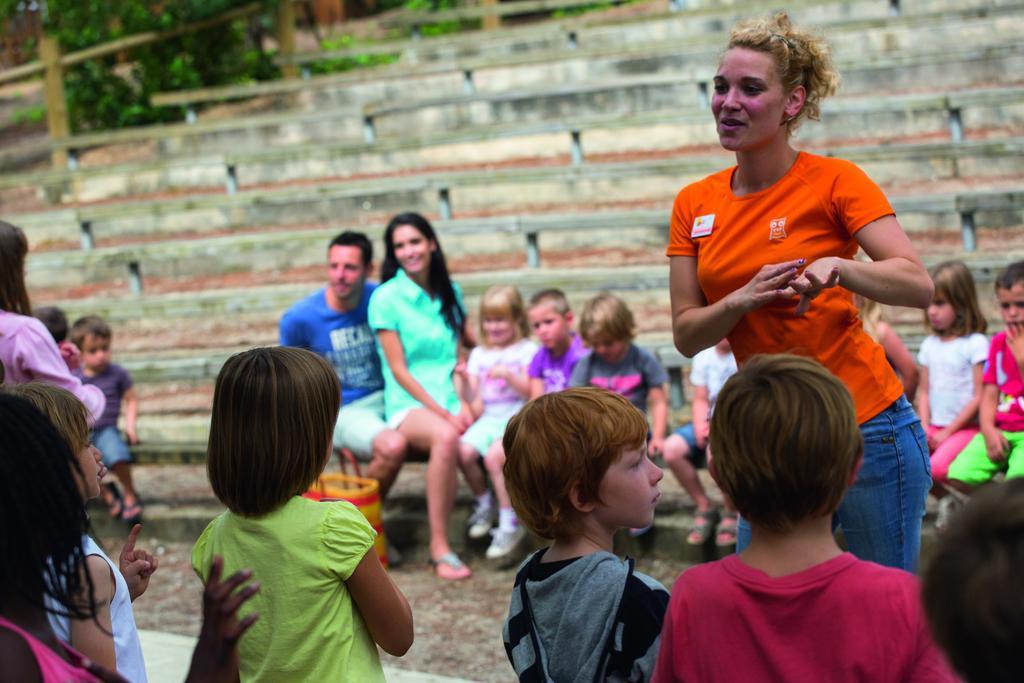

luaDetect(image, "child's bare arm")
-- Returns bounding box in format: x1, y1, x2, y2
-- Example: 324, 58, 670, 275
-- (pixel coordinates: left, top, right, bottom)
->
979, 384, 1009, 462
347, 548, 414, 656
691, 385, 711, 447
648, 385, 669, 456
880, 323, 918, 400
123, 387, 139, 444
528, 377, 545, 400
70, 555, 117, 669
917, 367, 930, 431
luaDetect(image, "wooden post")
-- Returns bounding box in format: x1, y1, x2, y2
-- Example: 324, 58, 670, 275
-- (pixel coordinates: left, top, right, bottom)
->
278, 0, 298, 79
482, 0, 501, 31
39, 34, 70, 170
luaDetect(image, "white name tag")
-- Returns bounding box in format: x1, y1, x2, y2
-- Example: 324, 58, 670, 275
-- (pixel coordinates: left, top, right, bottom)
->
692, 214, 715, 238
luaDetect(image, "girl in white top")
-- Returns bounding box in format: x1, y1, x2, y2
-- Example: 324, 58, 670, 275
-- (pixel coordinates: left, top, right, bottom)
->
4, 382, 153, 683
461, 286, 538, 561
917, 261, 989, 491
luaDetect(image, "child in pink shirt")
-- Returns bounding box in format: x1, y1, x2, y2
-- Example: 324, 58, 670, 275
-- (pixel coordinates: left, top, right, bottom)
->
653, 355, 956, 683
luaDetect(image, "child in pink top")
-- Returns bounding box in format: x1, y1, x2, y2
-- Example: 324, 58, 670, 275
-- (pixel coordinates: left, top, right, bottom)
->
653, 355, 956, 683
0, 222, 104, 421
948, 261, 1024, 487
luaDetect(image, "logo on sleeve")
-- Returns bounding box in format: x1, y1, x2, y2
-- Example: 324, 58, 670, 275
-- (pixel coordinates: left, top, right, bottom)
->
692, 214, 715, 238
769, 217, 788, 241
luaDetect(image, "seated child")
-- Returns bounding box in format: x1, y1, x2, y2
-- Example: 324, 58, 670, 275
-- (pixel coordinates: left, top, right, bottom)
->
569, 292, 669, 456
1, 382, 153, 682
526, 289, 586, 398
661, 337, 739, 546
70, 315, 142, 522
502, 387, 669, 682
922, 479, 1024, 683
948, 261, 1024, 489
192, 347, 413, 681
652, 354, 956, 682
458, 285, 537, 560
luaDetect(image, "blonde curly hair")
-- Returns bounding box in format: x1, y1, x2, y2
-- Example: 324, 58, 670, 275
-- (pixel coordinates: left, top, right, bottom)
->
727, 12, 841, 133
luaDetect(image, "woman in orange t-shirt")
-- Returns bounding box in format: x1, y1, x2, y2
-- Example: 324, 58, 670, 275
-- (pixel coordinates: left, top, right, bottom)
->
668, 13, 934, 571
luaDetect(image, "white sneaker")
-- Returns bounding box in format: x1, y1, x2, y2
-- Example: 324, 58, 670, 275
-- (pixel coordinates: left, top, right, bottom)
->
467, 505, 494, 540
486, 525, 527, 560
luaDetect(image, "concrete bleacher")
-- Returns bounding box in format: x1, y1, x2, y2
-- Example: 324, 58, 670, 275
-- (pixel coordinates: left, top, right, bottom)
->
6, 0, 1023, 556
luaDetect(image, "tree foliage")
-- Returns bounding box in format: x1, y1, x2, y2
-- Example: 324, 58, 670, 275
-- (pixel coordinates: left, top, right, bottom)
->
1, 0, 280, 131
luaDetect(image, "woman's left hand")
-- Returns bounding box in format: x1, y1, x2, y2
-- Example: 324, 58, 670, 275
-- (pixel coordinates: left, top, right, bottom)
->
789, 258, 842, 316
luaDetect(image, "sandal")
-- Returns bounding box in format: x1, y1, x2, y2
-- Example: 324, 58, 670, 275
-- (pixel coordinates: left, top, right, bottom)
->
715, 512, 739, 548
687, 508, 719, 545
121, 496, 143, 524
102, 482, 123, 519
430, 552, 472, 581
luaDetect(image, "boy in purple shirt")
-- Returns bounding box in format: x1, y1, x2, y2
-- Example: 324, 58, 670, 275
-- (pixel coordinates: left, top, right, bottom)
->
527, 289, 586, 399
72, 315, 141, 522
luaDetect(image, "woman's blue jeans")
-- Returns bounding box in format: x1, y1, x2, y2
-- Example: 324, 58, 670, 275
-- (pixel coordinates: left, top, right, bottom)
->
736, 395, 931, 571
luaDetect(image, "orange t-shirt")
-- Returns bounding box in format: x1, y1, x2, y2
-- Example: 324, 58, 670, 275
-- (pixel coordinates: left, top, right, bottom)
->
667, 152, 904, 424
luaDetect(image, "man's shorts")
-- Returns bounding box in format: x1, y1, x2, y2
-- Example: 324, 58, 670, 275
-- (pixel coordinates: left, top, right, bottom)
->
333, 390, 389, 462
461, 415, 512, 457
673, 423, 707, 468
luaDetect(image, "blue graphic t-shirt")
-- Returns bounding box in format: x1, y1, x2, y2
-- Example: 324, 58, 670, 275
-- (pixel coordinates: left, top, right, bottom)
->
279, 285, 384, 405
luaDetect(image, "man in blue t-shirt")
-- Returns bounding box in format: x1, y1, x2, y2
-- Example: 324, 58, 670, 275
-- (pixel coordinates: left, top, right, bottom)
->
280, 232, 408, 496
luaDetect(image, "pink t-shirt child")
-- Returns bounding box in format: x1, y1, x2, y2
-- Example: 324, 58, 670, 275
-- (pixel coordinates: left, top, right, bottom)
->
652, 553, 957, 683
984, 332, 1024, 432
0, 616, 99, 683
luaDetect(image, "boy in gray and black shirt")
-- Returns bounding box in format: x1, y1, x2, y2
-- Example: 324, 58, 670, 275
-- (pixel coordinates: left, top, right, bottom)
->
502, 388, 669, 682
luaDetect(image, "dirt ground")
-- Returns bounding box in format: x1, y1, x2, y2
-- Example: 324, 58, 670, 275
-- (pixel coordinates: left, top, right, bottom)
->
100, 536, 686, 682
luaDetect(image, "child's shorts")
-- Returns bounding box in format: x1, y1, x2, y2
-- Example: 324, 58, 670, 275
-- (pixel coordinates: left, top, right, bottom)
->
461, 415, 512, 457
947, 429, 1024, 486
92, 425, 133, 467
673, 423, 707, 468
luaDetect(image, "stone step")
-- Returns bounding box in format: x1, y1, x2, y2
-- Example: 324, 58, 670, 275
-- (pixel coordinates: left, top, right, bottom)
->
14, 144, 1024, 255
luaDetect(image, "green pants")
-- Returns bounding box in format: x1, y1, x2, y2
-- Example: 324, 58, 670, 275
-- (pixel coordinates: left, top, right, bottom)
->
947, 430, 1024, 486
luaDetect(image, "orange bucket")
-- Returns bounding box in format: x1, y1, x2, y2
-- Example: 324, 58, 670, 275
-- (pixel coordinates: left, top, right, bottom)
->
305, 472, 389, 568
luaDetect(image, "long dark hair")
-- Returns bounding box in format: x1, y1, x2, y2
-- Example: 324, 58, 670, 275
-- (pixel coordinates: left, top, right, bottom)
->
0, 221, 31, 315
381, 212, 466, 337
0, 394, 96, 621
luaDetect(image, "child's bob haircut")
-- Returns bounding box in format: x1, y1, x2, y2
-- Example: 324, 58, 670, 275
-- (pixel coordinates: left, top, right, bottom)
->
1, 381, 90, 455
578, 292, 636, 343
208, 346, 341, 516
922, 479, 1024, 683
479, 285, 529, 343
995, 260, 1024, 292
927, 261, 986, 336
70, 314, 113, 349
528, 288, 572, 316
503, 387, 647, 539
710, 354, 862, 533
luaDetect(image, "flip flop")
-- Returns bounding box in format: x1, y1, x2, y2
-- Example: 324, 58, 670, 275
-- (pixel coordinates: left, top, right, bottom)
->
430, 552, 472, 581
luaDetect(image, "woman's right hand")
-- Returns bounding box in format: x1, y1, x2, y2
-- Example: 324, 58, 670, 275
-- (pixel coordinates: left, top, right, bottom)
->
724, 260, 804, 314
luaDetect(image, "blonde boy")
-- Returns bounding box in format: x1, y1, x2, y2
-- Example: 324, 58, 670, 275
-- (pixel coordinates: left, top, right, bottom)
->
502, 388, 668, 682
526, 289, 586, 399
652, 355, 955, 682
570, 293, 669, 456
